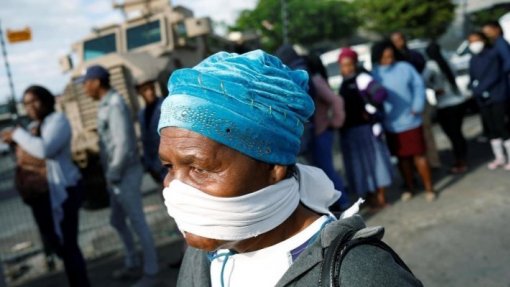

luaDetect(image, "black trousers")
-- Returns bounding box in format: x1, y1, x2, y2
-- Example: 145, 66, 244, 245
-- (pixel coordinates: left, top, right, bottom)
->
28, 182, 90, 287
437, 103, 468, 163
479, 103, 510, 140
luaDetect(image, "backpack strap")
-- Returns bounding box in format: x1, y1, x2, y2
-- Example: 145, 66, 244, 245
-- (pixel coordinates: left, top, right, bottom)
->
319, 226, 414, 287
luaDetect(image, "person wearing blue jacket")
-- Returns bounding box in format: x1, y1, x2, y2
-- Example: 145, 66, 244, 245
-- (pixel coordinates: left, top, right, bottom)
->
82, 66, 159, 287
372, 41, 436, 202
136, 79, 167, 184
468, 31, 510, 170
483, 21, 510, 74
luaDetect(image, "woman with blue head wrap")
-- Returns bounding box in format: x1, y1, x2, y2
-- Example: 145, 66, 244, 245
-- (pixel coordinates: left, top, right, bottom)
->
158, 50, 422, 287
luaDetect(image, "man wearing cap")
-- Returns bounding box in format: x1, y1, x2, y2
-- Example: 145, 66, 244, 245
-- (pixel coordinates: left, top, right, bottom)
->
158, 50, 422, 286
81, 65, 159, 287
135, 79, 166, 185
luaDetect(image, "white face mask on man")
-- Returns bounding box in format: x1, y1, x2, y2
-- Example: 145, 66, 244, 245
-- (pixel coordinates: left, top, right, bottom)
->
469, 41, 485, 55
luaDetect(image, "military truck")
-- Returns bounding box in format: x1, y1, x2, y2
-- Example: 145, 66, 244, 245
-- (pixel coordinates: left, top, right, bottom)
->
57, 0, 221, 208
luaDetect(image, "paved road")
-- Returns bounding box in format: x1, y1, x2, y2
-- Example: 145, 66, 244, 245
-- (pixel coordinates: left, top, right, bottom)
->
8, 114, 510, 287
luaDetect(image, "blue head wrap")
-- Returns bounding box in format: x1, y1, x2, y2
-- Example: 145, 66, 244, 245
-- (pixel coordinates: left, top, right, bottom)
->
158, 50, 314, 165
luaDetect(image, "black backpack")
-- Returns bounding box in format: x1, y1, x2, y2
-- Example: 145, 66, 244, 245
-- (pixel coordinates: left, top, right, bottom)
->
319, 227, 420, 287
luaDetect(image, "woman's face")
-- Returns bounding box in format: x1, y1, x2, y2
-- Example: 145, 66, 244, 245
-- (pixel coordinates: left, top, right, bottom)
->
23, 92, 45, 121
380, 47, 395, 66
340, 57, 356, 77
159, 127, 286, 252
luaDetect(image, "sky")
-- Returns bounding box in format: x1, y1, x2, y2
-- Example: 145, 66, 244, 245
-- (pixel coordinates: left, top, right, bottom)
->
0, 0, 257, 104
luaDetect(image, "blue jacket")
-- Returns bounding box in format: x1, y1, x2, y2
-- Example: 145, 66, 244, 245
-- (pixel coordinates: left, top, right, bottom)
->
372, 61, 426, 133
97, 90, 141, 184
494, 36, 510, 74
469, 47, 509, 106
138, 96, 166, 180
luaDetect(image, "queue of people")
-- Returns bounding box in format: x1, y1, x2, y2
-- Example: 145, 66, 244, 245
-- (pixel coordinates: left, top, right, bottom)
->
1, 19, 509, 287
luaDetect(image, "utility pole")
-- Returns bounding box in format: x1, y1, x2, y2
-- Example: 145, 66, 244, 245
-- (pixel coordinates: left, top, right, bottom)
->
281, 0, 289, 45
0, 20, 18, 120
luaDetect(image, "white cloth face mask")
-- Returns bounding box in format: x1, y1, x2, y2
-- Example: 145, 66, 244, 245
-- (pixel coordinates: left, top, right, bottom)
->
469, 41, 484, 55
163, 178, 301, 241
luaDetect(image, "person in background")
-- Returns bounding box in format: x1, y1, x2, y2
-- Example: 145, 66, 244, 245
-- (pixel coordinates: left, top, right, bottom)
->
371, 41, 436, 202
1, 86, 90, 287
468, 32, 510, 170
82, 65, 159, 287
483, 21, 510, 74
136, 78, 167, 185
424, 42, 468, 173
158, 49, 422, 287
391, 31, 441, 168
337, 48, 393, 211
390, 31, 426, 73
275, 45, 350, 210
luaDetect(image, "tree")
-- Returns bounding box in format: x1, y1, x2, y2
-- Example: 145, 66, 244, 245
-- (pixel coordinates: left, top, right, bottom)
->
355, 0, 455, 40
469, 7, 509, 28
231, 0, 359, 52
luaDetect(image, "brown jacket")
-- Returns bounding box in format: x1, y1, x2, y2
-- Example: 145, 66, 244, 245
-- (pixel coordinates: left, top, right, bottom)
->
312, 74, 345, 135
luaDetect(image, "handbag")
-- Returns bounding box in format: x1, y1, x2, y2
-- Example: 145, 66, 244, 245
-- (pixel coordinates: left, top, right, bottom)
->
14, 126, 49, 202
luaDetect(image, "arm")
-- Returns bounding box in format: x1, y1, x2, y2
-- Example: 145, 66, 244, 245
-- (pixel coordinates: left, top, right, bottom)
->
411, 50, 426, 73
408, 65, 426, 114
365, 80, 388, 105
495, 37, 510, 74
138, 109, 149, 170
312, 74, 345, 128
12, 114, 71, 159
340, 245, 423, 286
468, 59, 475, 91
106, 103, 131, 183
473, 55, 502, 95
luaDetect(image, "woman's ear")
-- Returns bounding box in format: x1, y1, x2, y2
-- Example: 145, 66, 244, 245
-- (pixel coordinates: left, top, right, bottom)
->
269, 165, 288, 184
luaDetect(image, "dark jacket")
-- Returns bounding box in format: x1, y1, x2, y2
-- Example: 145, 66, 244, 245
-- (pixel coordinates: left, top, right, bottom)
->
398, 49, 426, 73
176, 215, 422, 287
469, 47, 509, 106
339, 72, 387, 129
138, 97, 166, 180
494, 36, 510, 74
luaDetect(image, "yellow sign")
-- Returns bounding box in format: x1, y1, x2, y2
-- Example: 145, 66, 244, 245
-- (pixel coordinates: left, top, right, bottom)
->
6, 27, 32, 43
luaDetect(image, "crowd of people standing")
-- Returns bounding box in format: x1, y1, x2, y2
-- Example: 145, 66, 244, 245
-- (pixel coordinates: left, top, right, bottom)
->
275, 22, 510, 212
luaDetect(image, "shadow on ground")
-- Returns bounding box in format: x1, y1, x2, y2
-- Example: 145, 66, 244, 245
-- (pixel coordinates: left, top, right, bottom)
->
360, 134, 492, 220
14, 240, 185, 287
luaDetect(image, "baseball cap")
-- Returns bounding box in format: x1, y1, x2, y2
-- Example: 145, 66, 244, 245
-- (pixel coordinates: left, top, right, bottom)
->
75, 65, 110, 83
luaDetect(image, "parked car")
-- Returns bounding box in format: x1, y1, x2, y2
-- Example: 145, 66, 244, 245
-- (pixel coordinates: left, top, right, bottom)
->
0, 141, 10, 156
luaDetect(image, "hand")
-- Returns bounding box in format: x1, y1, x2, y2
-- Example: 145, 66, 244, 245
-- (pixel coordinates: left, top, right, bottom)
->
1, 129, 14, 144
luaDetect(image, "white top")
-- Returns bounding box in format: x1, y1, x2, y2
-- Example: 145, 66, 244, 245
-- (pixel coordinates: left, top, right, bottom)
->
12, 112, 80, 240
422, 61, 467, 109
210, 215, 330, 287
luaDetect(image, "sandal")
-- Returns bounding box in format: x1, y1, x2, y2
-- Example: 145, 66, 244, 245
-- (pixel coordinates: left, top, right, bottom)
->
401, 192, 413, 202
425, 191, 437, 202
488, 159, 505, 170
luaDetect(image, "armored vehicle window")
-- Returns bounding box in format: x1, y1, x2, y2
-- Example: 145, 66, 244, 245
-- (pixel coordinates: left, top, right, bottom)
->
126, 20, 162, 50
83, 34, 116, 61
